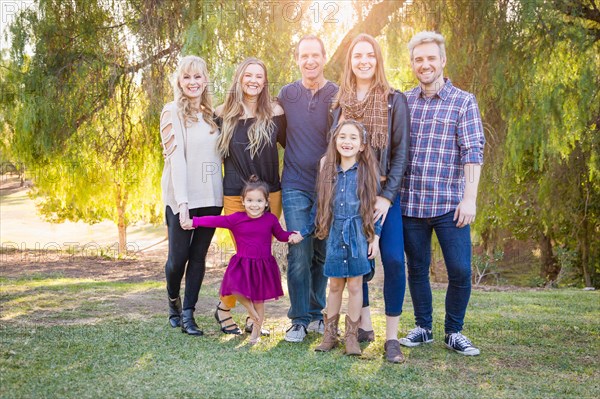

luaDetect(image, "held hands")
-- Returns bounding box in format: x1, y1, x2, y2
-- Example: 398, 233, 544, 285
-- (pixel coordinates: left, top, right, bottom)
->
453, 197, 476, 228
181, 219, 194, 230
288, 232, 303, 244
373, 196, 392, 224
368, 235, 380, 260
179, 203, 193, 230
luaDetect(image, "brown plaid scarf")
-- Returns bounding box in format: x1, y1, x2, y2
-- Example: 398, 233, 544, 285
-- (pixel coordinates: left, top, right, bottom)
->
339, 86, 389, 149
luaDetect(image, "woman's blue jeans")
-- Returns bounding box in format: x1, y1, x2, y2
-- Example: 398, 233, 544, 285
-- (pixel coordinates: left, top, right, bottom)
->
403, 211, 472, 334
362, 196, 406, 317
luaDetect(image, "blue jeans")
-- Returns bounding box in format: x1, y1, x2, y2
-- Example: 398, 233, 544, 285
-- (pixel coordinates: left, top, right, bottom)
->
403, 211, 472, 334
283, 188, 327, 327
362, 196, 406, 316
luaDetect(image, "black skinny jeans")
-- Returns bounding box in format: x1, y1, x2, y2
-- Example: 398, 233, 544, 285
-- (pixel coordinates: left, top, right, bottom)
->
165, 205, 222, 311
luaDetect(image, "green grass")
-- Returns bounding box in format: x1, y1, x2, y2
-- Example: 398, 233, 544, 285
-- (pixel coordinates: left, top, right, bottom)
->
1, 276, 599, 398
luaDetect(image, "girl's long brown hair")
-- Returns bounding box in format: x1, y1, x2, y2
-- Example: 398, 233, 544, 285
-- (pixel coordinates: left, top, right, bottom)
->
315, 120, 380, 242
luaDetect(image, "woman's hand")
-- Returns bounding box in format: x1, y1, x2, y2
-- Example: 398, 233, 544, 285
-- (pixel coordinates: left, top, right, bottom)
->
179, 203, 191, 229
373, 196, 391, 224
368, 235, 380, 259
181, 219, 194, 230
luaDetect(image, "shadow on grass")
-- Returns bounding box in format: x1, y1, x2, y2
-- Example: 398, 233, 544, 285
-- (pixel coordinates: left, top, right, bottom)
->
1, 280, 164, 325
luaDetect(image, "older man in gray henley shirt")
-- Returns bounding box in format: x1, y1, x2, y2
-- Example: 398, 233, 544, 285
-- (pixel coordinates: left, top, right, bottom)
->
278, 35, 338, 343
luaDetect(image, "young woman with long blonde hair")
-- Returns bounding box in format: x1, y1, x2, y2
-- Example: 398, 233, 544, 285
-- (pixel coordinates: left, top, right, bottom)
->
160, 55, 223, 336
213, 58, 285, 335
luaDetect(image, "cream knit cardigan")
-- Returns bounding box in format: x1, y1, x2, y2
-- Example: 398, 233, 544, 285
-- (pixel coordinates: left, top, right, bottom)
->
160, 101, 223, 214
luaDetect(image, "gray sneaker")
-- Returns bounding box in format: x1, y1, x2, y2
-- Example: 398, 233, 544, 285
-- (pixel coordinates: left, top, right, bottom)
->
307, 319, 325, 334
284, 324, 307, 342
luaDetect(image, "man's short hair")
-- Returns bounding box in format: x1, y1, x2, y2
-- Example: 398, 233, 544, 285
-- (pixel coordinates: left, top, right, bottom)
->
408, 31, 446, 60
294, 35, 326, 59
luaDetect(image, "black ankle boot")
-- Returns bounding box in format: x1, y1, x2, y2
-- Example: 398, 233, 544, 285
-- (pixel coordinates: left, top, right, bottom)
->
168, 296, 182, 328
181, 309, 203, 336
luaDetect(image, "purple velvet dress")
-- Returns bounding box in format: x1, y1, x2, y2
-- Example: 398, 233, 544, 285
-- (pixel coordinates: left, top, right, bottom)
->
192, 212, 292, 302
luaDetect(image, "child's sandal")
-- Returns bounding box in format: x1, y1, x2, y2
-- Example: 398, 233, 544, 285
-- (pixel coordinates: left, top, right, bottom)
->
244, 316, 271, 336
249, 323, 262, 345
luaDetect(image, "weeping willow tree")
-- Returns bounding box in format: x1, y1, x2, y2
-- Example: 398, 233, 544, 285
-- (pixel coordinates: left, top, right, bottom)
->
491, 0, 600, 286
28, 78, 163, 253
3, 0, 401, 254
8, 0, 595, 282
3, 0, 191, 253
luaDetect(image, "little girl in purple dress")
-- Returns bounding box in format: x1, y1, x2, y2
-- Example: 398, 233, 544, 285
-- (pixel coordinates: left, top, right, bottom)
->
190, 176, 294, 344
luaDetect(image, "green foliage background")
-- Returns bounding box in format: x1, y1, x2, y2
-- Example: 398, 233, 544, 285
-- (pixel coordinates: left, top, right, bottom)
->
1, 0, 598, 285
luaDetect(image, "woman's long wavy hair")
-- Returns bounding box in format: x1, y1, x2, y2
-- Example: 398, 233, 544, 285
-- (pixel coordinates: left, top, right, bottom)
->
333, 33, 391, 107
172, 55, 218, 132
217, 58, 275, 158
315, 120, 379, 242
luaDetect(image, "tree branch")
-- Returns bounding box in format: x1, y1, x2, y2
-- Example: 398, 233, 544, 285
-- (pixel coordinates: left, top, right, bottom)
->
553, 0, 600, 24
122, 44, 181, 74
75, 44, 180, 128
550, 0, 600, 43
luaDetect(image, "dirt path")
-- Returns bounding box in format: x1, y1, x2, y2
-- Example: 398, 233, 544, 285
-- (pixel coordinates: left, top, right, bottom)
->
1, 175, 166, 250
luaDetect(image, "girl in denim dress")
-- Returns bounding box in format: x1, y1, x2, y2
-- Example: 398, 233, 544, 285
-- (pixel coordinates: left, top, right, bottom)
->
290, 120, 381, 356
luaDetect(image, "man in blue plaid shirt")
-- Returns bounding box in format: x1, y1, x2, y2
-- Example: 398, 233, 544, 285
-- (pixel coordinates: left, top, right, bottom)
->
399, 31, 485, 356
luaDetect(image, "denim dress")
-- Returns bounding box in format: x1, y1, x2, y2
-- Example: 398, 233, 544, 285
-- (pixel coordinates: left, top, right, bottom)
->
301, 163, 382, 278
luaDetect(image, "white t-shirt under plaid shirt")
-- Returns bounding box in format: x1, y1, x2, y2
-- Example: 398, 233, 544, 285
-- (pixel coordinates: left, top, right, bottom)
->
400, 79, 485, 218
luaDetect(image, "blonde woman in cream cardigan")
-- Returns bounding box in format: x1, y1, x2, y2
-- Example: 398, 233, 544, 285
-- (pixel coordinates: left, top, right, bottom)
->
160, 55, 223, 336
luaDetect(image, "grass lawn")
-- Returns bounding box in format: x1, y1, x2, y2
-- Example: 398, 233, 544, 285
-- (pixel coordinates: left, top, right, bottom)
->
1, 253, 598, 399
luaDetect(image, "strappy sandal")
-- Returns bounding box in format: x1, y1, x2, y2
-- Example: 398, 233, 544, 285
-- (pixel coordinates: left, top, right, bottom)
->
214, 304, 242, 335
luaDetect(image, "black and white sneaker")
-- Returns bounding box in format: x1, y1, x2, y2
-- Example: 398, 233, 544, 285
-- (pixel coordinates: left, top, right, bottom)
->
399, 326, 434, 347
445, 332, 480, 356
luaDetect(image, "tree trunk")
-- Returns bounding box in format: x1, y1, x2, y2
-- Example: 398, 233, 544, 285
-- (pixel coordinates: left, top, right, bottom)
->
580, 216, 592, 287
539, 233, 559, 281
115, 183, 128, 256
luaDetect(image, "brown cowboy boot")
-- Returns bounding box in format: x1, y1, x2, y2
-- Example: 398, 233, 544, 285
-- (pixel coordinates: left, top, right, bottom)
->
314, 313, 339, 352
344, 315, 361, 356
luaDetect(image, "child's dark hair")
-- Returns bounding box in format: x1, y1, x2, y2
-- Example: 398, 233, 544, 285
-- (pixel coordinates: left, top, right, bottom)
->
241, 175, 270, 203
315, 120, 379, 241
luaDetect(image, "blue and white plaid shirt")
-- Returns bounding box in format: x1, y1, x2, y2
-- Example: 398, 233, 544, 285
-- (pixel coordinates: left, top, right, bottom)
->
400, 79, 485, 218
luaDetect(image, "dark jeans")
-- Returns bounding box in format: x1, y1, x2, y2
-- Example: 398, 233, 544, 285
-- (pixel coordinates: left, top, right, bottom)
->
165, 205, 222, 311
282, 188, 327, 327
403, 211, 472, 334
362, 196, 407, 316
